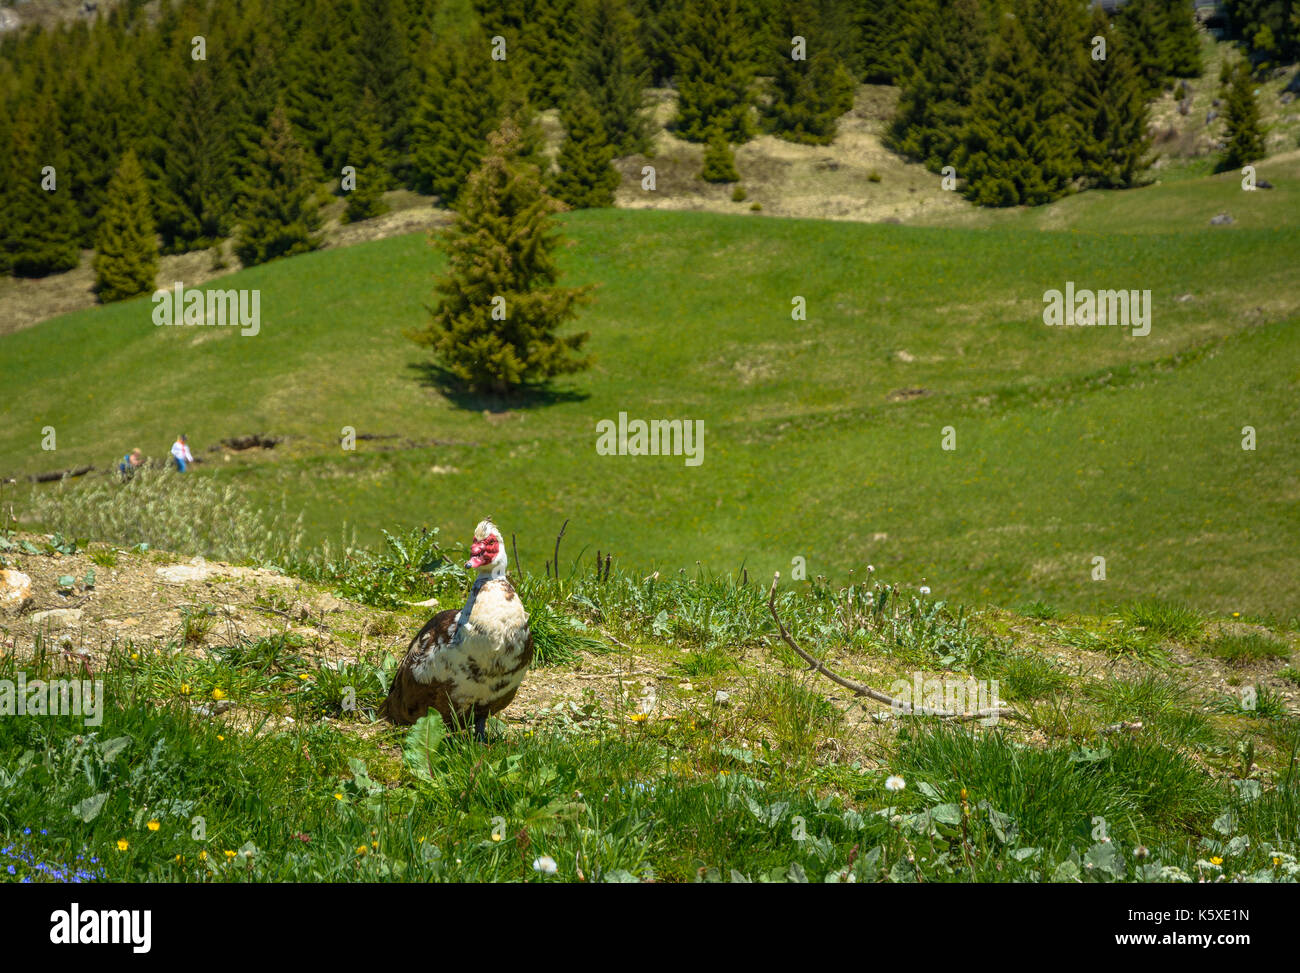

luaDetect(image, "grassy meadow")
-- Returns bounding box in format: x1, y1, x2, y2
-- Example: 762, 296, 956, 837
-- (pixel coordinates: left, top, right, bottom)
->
4, 153, 1300, 617
1, 527, 1298, 884
3, 109, 1300, 886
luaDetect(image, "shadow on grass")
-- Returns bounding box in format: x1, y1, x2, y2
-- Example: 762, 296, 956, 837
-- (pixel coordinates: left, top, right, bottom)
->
408, 360, 590, 412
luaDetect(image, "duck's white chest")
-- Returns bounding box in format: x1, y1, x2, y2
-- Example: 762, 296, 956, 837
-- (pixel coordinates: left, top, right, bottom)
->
414, 581, 530, 703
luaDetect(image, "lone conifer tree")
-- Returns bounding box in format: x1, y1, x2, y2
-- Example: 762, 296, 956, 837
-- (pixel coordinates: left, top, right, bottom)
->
409, 120, 593, 396
93, 150, 159, 302
1076, 9, 1153, 189
553, 90, 621, 208
234, 104, 323, 267
1218, 59, 1266, 171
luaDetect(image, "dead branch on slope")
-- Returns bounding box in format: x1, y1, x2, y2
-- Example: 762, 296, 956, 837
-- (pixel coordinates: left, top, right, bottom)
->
766, 572, 1023, 723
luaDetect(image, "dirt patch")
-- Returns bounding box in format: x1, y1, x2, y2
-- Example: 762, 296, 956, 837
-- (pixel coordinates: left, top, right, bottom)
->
614, 86, 968, 225
216, 434, 284, 452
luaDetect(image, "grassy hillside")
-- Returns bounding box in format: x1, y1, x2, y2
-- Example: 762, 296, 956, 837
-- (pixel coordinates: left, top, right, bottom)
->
4, 156, 1299, 617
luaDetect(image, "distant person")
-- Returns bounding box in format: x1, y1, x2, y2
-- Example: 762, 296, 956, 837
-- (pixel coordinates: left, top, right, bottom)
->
118, 448, 143, 482
171, 434, 194, 473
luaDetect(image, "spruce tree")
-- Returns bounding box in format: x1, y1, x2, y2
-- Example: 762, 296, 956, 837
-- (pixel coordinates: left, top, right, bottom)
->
955, 12, 1076, 206
1160, 0, 1203, 78
700, 126, 740, 182
553, 90, 621, 208
285, 0, 356, 179
519, 0, 582, 108
409, 119, 593, 396
342, 89, 392, 223
887, 0, 991, 172
853, 0, 906, 83
570, 0, 653, 155
1077, 8, 1154, 189
4, 99, 81, 278
474, 0, 580, 108
155, 56, 237, 253
60, 69, 122, 248
762, 0, 855, 145
1218, 59, 1266, 171
93, 150, 159, 303
672, 0, 757, 142
350, 0, 414, 169
233, 104, 324, 267
410, 27, 508, 203
1115, 0, 1171, 96
630, 0, 689, 86
499, 87, 550, 175
1020, 0, 1091, 154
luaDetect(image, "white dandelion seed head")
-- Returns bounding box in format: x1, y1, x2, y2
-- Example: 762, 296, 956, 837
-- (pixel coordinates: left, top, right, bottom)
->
919, 586, 931, 596
532, 855, 558, 875
885, 775, 906, 792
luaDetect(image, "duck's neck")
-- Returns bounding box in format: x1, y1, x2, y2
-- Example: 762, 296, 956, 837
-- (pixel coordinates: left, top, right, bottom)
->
458, 568, 501, 626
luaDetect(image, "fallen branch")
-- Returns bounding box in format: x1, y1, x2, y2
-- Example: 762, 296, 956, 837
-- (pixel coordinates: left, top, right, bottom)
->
29, 465, 95, 483
766, 572, 1022, 722
598, 629, 633, 650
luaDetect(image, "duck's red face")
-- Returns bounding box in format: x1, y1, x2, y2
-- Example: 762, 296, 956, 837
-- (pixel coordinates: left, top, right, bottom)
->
467, 534, 501, 569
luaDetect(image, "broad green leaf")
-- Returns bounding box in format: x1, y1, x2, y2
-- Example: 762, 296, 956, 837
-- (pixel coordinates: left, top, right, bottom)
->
72, 792, 109, 823
402, 712, 446, 782
1051, 859, 1081, 882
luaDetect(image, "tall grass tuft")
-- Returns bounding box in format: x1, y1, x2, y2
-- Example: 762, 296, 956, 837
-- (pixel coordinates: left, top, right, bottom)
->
24, 467, 303, 565
1206, 632, 1291, 666
1119, 599, 1205, 643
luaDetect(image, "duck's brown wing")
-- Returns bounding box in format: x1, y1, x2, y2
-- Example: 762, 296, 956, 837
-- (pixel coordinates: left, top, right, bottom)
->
378, 608, 459, 725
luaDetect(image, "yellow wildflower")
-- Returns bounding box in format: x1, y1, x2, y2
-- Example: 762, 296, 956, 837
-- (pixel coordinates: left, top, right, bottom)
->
116, 839, 129, 852
147, 820, 160, 832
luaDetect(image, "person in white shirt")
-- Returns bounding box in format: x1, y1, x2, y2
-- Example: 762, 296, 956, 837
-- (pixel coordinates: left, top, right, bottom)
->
171, 434, 194, 472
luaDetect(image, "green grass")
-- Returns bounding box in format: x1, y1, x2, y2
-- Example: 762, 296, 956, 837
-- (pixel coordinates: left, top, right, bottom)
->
1119, 599, 1205, 643
3, 523, 1299, 883
5, 156, 1300, 621
1206, 631, 1293, 666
